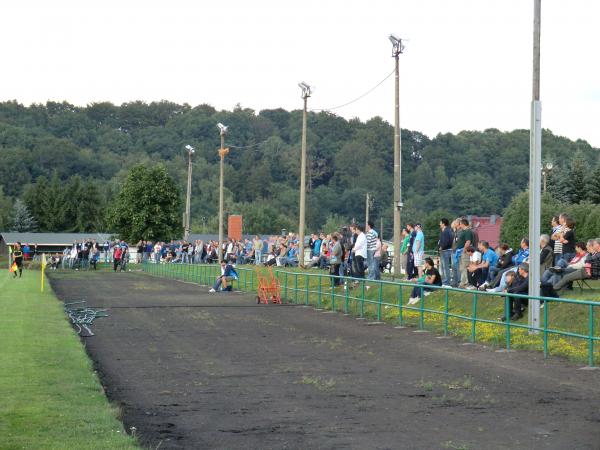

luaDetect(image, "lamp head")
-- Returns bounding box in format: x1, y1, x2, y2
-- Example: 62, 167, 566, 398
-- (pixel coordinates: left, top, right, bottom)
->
546, 162, 553, 170
389, 34, 405, 55
185, 144, 195, 154
217, 123, 228, 135
298, 81, 312, 98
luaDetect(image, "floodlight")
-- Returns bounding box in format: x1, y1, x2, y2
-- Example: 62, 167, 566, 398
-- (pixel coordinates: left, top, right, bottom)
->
217, 123, 228, 134
298, 81, 312, 98
185, 144, 195, 153
389, 34, 405, 55
546, 162, 553, 170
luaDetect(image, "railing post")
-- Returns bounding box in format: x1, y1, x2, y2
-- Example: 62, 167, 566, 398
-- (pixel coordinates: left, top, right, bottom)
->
294, 273, 298, 304
543, 299, 549, 358
505, 295, 511, 351
331, 275, 335, 312
471, 292, 477, 343
397, 284, 404, 327
589, 304, 595, 367
344, 281, 349, 314
377, 282, 383, 321
317, 275, 322, 308
284, 272, 288, 301
444, 289, 449, 336
360, 281, 365, 318
305, 274, 309, 306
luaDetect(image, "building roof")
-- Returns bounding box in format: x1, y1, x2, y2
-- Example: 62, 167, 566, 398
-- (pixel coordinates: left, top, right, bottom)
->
0, 232, 114, 246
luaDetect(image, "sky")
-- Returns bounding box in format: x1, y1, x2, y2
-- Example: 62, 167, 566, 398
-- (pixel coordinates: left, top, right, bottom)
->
2, 0, 599, 147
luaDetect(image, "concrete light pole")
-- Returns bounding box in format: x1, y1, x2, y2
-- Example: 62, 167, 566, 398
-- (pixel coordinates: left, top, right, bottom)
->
217, 123, 229, 262
389, 34, 404, 276
298, 81, 312, 267
184, 144, 195, 242
365, 193, 373, 228
528, 0, 542, 332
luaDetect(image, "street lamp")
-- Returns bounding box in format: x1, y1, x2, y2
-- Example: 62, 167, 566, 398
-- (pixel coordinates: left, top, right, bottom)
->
298, 81, 312, 268
541, 162, 554, 193
217, 123, 229, 262
389, 34, 404, 277
184, 144, 195, 242
528, 0, 542, 333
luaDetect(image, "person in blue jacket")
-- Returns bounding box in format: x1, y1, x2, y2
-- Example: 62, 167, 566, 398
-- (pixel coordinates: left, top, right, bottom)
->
209, 260, 238, 293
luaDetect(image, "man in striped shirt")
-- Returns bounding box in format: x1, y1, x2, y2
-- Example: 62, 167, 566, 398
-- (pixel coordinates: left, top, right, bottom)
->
366, 221, 378, 280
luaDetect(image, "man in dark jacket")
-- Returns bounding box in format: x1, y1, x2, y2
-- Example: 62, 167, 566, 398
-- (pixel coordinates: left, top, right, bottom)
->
499, 263, 529, 321
438, 218, 454, 286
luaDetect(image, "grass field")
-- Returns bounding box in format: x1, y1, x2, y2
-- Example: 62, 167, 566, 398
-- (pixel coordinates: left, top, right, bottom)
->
0, 270, 139, 450
142, 262, 600, 366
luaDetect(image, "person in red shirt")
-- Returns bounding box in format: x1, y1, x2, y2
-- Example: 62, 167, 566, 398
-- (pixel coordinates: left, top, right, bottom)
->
113, 246, 123, 272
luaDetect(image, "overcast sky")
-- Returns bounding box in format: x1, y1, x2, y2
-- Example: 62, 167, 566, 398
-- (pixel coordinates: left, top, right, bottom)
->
2, 1, 599, 147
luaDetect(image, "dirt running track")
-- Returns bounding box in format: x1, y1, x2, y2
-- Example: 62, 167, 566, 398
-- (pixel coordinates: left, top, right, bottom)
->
49, 271, 600, 450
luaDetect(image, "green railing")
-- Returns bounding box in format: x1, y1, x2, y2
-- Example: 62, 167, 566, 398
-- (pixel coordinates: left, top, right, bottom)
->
140, 262, 599, 367
141, 261, 257, 292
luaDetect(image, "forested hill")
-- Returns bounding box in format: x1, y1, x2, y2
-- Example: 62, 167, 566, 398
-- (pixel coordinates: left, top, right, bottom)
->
0, 100, 598, 235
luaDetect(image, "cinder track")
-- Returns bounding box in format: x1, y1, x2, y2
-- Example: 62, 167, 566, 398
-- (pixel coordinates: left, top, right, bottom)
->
49, 271, 600, 450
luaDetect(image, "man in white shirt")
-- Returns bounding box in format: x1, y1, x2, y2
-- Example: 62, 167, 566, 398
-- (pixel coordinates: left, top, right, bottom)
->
352, 224, 367, 279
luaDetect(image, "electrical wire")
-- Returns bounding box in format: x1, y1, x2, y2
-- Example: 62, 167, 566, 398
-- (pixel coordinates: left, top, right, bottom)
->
309, 69, 395, 112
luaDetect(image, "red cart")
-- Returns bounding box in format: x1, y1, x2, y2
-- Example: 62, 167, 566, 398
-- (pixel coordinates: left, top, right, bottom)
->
255, 266, 282, 304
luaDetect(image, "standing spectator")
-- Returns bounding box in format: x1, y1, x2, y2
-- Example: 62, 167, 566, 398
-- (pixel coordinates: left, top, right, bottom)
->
253, 236, 263, 265
550, 216, 562, 265
454, 218, 474, 288
405, 223, 417, 280
373, 236, 382, 280
365, 221, 378, 280
557, 217, 576, 266
400, 228, 410, 275
352, 224, 367, 280
413, 223, 425, 279
136, 240, 144, 264
329, 234, 343, 285
438, 218, 454, 286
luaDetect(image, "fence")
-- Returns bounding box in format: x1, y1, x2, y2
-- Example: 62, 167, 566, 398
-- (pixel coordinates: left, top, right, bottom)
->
141, 262, 599, 367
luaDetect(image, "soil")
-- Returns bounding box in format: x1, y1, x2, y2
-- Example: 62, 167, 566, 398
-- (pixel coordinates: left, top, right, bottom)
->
48, 271, 600, 450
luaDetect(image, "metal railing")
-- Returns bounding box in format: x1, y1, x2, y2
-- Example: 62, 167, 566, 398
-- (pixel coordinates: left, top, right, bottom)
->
141, 262, 599, 367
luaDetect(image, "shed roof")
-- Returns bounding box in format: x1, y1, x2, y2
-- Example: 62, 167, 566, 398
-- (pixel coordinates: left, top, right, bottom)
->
0, 232, 113, 246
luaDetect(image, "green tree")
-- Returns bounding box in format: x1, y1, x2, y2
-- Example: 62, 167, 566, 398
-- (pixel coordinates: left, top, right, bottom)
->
107, 165, 182, 242
587, 163, 600, 204
0, 187, 13, 230
11, 199, 37, 232
500, 191, 563, 249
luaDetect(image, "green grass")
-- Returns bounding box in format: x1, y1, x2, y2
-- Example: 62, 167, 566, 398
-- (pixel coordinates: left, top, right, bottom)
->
0, 270, 139, 450
142, 262, 600, 365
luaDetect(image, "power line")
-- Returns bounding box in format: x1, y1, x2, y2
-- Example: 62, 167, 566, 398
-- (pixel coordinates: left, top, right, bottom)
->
309, 69, 395, 112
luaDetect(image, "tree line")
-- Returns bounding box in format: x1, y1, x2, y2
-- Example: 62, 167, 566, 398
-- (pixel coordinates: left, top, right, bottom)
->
0, 100, 599, 241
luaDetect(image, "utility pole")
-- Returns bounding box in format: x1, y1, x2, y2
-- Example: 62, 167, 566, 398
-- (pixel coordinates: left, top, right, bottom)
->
365, 193, 370, 228
528, 0, 542, 333
217, 123, 229, 262
389, 35, 404, 276
184, 145, 195, 242
298, 82, 312, 268
380, 217, 384, 241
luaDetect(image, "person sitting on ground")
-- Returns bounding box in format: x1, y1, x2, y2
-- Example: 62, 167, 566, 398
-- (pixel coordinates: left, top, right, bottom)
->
465, 246, 483, 289
541, 239, 600, 297
497, 264, 529, 321
487, 239, 528, 289
209, 260, 239, 293
407, 257, 442, 305
468, 241, 497, 289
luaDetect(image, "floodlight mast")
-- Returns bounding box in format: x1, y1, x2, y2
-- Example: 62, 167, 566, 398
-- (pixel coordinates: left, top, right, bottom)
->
184, 145, 195, 241
298, 81, 312, 267
217, 124, 229, 262
390, 34, 404, 277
